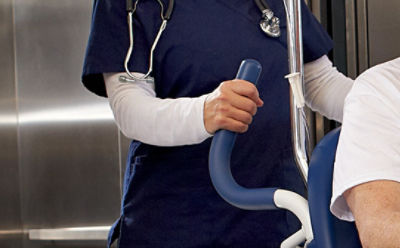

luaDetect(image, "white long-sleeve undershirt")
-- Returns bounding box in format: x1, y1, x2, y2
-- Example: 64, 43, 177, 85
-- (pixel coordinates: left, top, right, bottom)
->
304, 55, 353, 121
105, 55, 353, 146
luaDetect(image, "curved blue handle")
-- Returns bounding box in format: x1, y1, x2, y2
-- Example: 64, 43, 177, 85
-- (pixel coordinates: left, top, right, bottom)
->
208, 59, 278, 210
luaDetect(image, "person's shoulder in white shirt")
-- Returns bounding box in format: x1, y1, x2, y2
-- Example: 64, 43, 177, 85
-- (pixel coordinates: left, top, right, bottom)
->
330, 57, 400, 247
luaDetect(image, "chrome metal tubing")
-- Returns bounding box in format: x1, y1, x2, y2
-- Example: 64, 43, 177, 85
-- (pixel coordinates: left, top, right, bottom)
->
283, 0, 309, 184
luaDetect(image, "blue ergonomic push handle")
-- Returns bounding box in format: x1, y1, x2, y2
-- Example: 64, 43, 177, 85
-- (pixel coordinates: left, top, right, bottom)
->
208, 59, 279, 210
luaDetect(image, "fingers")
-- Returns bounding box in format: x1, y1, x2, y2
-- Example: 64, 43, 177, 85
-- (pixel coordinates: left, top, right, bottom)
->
214, 114, 250, 133
203, 79, 263, 134
214, 102, 254, 125
220, 80, 263, 114
229, 92, 258, 115
225, 80, 264, 107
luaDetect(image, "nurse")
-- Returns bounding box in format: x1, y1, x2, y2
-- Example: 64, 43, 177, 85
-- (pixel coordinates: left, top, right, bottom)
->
82, 0, 353, 247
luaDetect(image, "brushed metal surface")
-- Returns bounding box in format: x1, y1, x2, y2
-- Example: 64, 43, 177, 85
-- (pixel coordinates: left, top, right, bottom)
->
13, 0, 121, 243
22, 238, 109, 248
367, 0, 400, 66
310, 0, 321, 21
357, 0, 369, 73
0, 0, 23, 247
345, 1, 357, 79
309, 0, 325, 144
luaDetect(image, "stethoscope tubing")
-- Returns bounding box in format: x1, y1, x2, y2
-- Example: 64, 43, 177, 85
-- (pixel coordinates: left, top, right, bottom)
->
121, 0, 174, 82
121, 0, 280, 83
255, 0, 271, 13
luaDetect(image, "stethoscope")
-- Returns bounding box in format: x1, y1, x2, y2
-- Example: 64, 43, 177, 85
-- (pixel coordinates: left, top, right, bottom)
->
255, 0, 281, 37
120, 0, 281, 83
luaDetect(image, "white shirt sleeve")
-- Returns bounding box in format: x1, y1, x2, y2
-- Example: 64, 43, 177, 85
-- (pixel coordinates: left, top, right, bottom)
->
105, 55, 352, 146
330, 57, 400, 221
304, 55, 354, 123
104, 72, 212, 146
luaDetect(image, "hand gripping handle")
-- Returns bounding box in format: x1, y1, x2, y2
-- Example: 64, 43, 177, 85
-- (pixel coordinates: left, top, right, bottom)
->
208, 59, 279, 210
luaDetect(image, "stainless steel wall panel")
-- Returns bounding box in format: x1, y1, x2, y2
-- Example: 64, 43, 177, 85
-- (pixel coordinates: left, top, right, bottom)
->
17, 122, 120, 227
22, 240, 109, 248
0, 0, 23, 247
345, 0, 357, 78
367, 0, 400, 66
357, 0, 369, 72
13, 0, 121, 244
310, 0, 321, 21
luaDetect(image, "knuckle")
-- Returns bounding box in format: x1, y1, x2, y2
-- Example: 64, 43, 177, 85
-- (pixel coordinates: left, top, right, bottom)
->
217, 92, 229, 102
248, 85, 259, 97
216, 103, 229, 113
248, 84, 257, 92
219, 83, 226, 91
220, 81, 230, 91
215, 115, 226, 126
238, 79, 248, 86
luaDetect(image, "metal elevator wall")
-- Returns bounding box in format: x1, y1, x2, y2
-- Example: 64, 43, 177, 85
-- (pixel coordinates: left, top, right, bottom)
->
346, 0, 400, 74
0, 0, 23, 247
366, 0, 400, 67
1, 0, 130, 247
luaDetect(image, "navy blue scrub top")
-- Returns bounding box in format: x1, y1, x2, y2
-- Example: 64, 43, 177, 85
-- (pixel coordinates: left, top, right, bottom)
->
82, 0, 332, 247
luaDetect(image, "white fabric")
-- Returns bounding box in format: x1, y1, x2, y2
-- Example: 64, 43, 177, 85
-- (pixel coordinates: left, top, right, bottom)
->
304, 55, 353, 122
105, 55, 353, 146
330, 57, 400, 221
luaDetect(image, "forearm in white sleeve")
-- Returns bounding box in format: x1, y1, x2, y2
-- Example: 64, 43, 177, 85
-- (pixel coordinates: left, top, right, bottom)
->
104, 72, 212, 146
304, 55, 354, 123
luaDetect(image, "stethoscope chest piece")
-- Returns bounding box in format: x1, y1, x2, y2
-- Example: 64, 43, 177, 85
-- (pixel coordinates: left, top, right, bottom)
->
259, 9, 280, 37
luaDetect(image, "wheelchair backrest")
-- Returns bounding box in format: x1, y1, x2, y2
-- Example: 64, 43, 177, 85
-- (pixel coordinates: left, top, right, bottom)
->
307, 128, 361, 248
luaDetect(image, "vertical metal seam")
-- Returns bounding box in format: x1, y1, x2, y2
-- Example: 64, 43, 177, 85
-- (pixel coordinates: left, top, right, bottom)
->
303, 0, 316, 153
11, 0, 25, 236
307, 0, 322, 145
117, 131, 123, 201
356, 0, 369, 72
365, 0, 370, 67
